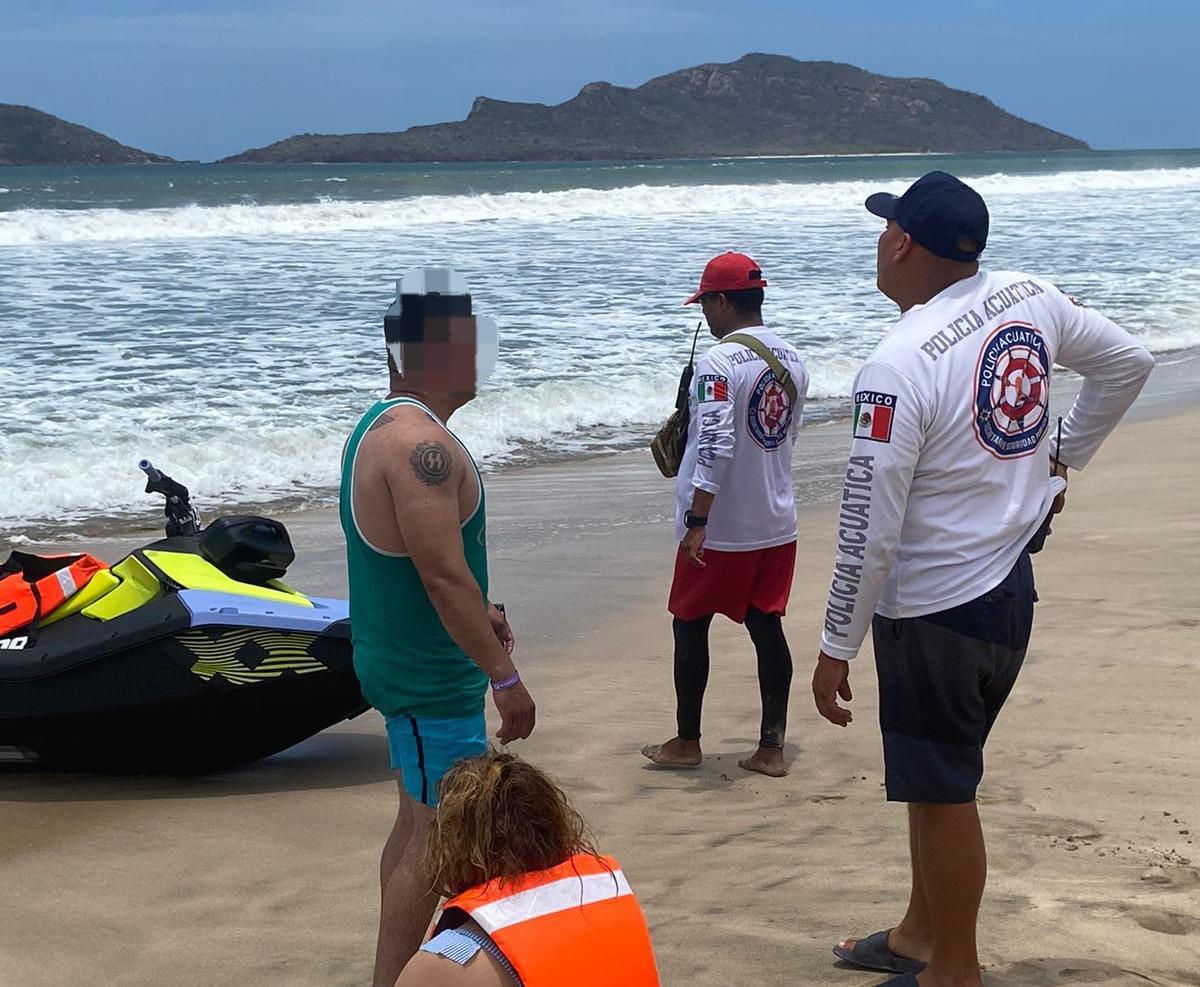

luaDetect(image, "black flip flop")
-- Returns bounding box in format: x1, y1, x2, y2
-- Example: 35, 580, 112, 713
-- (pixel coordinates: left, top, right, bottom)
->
832, 929, 926, 975
876, 974, 920, 987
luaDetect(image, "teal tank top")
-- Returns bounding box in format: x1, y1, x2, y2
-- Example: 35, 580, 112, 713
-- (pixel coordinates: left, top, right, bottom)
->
339, 397, 490, 718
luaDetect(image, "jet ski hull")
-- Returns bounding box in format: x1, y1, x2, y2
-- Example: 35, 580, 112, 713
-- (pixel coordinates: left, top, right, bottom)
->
0, 590, 367, 773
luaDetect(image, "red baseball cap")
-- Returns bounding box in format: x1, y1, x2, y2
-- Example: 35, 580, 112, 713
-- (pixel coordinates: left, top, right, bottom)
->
684, 251, 767, 305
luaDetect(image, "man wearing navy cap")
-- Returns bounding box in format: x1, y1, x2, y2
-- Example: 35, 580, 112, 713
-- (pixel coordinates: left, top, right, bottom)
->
810, 173, 1154, 985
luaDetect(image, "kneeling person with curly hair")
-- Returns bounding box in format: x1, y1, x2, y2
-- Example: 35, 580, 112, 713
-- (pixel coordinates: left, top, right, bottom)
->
397, 752, 660, 987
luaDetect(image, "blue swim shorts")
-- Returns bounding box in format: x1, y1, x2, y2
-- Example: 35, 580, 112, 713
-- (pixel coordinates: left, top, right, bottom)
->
384, 710, 488, 807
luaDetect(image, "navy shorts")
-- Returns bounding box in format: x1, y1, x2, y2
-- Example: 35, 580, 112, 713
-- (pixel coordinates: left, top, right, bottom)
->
873, 552, 1035, 804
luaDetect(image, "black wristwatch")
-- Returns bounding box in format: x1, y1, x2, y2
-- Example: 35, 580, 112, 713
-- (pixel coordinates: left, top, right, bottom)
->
684, 510, 708, 529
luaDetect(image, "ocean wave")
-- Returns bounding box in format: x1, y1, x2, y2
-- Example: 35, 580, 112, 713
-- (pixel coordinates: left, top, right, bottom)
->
3, 167, 1198, 247
0, 353, 868, 531
0, 371, 664, 528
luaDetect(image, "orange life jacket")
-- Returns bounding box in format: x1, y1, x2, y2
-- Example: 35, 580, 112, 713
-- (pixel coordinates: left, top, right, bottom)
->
442, 853, 660, 987
0, 552, 108, 637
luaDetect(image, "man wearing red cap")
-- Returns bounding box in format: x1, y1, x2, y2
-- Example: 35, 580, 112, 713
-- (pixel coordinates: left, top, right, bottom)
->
642, 252, 809, 778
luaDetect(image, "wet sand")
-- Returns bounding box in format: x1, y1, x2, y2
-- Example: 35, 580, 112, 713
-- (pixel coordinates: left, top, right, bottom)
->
1, 409, 1198, 986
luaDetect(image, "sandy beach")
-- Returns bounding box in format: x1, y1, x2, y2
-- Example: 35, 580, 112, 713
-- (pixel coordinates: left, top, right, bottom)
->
1, 403, 1198, 986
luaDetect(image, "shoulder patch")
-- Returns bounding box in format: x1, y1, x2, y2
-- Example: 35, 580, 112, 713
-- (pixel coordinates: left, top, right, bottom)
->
696, 374, 729, 403
853, 391, 896, 443
747, 368, 794, 449
973, 322, 1050, 459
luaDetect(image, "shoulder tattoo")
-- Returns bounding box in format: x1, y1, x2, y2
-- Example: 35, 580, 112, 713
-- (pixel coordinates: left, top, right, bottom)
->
410, 440, 453, 486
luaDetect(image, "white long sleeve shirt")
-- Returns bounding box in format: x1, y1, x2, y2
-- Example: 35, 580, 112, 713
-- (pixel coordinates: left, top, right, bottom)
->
674, 326, 809, 551
820, 270, 1154, 661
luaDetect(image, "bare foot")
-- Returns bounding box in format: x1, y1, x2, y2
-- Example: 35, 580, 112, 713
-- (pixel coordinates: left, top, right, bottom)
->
641, 737, 702, 768
738, 746, 787, 777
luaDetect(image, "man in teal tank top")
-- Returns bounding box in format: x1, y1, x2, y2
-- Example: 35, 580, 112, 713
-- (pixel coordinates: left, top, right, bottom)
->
340, 268, 536, 987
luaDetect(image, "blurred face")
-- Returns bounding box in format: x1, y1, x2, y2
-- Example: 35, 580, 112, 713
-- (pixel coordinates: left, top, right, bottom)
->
400, 315, 479, 400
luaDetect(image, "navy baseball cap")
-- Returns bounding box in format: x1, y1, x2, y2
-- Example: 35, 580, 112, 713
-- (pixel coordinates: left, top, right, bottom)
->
865, 171, 989, 262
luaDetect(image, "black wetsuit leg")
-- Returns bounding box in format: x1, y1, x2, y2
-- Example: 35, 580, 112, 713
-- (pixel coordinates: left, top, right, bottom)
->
673, 615, 713, 741
744, 608, 793, 749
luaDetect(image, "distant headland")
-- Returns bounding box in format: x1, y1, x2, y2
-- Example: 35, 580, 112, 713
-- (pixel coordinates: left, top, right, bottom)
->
0, 104, 174, 166
220, 55, 1086, 164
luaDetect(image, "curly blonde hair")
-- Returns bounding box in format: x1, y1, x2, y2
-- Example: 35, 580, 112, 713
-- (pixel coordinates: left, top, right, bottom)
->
426, 751, 601, 897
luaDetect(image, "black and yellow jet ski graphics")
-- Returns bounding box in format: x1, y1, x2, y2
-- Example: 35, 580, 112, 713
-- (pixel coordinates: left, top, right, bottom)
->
0, 463, 367, 773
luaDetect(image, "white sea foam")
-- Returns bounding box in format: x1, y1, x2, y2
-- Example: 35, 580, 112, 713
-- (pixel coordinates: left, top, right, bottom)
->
2, 167, 1198, 246
0, 534, 38, 546
0, 346, 862, 530
0, 370, 681, 528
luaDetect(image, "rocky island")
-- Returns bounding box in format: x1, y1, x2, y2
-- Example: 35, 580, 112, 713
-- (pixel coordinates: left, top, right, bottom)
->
221, 54, 1086, 164
0, 104, 174, 166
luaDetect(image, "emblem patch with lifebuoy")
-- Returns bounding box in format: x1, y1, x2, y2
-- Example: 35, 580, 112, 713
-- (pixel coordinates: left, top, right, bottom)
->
747, 368, 794, 450
973, 321, 1050, 459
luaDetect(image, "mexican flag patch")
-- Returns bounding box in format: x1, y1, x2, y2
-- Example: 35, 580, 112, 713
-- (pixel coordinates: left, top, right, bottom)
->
697, 374, 729, 403
853, 390, 896, 443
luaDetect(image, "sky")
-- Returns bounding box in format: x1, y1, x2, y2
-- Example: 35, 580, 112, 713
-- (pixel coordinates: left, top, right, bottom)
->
2, 0, 1198, 161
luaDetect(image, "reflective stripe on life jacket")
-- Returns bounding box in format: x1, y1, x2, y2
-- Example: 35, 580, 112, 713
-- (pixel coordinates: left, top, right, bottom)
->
0, 552, 108, 636
442, 853, 660, 987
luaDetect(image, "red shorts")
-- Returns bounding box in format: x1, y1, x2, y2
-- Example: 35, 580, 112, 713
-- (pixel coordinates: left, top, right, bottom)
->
668, 541, 796, 623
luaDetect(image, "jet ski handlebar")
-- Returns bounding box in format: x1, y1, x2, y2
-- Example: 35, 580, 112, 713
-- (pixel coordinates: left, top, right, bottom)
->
139, 460, 201, 538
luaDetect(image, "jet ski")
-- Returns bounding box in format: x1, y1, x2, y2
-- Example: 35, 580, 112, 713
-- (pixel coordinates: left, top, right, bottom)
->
0, 461, 367, 773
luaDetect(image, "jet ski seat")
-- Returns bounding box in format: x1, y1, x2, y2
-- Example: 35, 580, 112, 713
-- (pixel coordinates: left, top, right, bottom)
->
142, 550, 312, 609
199, 516, 294, 585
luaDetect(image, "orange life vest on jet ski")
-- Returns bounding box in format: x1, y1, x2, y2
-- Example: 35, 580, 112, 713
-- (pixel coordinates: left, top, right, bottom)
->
441, 853, 660, 987
0, 552, 108, 637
